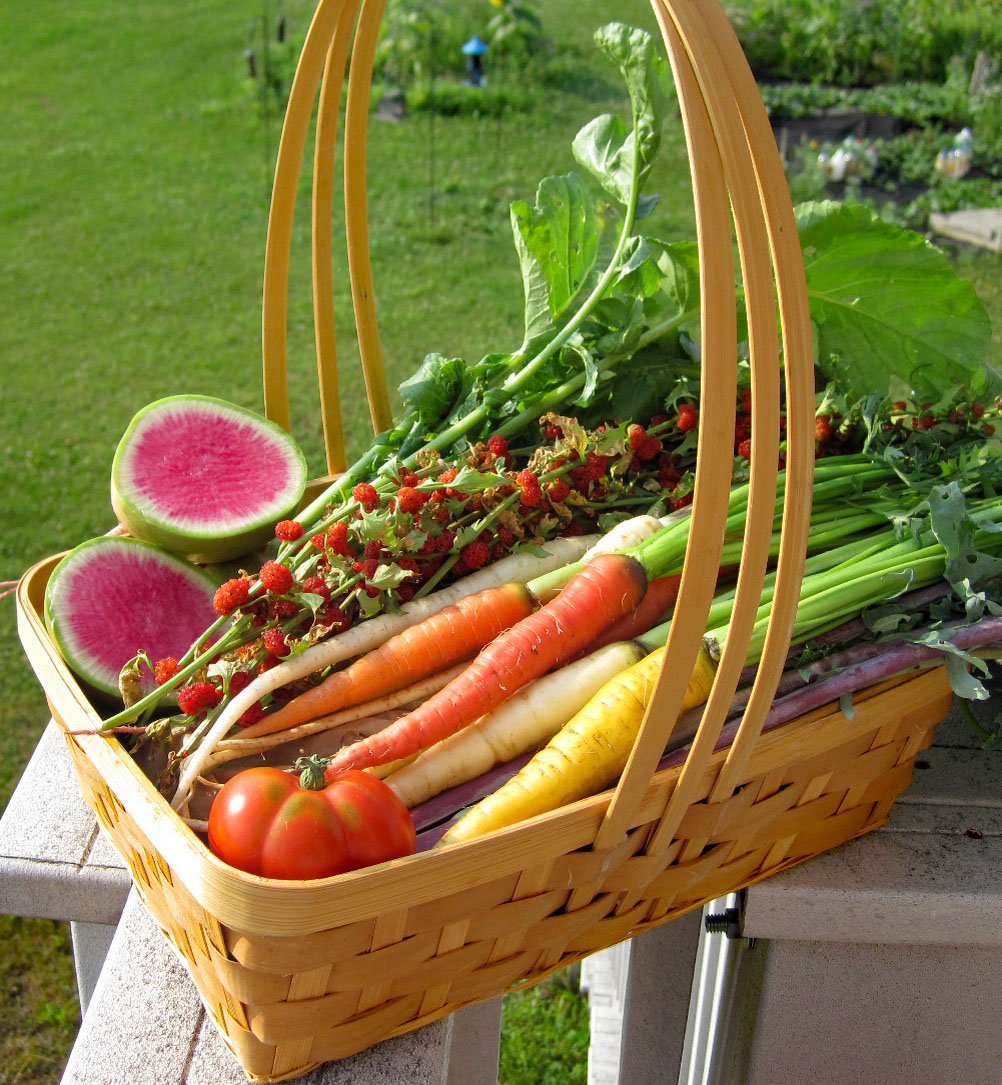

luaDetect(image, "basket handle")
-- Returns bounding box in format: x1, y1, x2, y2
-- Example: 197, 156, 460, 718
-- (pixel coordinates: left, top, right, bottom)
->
595, 0, 814, 852
262, 0, 393, 476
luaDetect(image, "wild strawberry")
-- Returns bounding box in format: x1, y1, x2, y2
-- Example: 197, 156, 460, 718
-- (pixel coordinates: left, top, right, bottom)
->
815, 414, 833, 443
326, 521, 354, 557
213, 577, 251, 616
737, 438, 753, 461
460, 539, 491, 569
153, 657, 180, 686
397, 468, 420, 487
274, 519, 304, 542
269, 598, 299, 620
983, 423, 996, 437
972, 401, 986, 419
317, 604, 350, 632
257, 654, 280, 675
229, 670, 253, 696
262, 628, 289, 657
311, 531, 328, 551
396, 557, 422, 580
487, 434, 509, 457
177, 681, 222, 716
498, 525, 517, 548
396, 583, 416, 604
259, 560, 294, 595
364, 540, 385, 561
543, 423, 563, 441
636, 435, 662, 461
658, 457, 680, 488
438, 467, 459, 485
237, 701, 266, 728
301, 575, 331, 600
546, 478, 571, 503
396, 486, 426, 514
586, 452, 610, 481
561, 520, 585, 536
352, 482, 380, 511
627, 423, 649, 451
677, 402, 699, 433
741, 390, 753, 414
569, 465, 591, 491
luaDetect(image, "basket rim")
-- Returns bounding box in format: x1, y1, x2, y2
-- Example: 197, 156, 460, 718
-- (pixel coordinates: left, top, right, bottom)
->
15, 545, 952, 937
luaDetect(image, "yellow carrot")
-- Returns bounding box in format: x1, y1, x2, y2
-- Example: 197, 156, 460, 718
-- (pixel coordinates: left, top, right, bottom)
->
438, 643, 716, 845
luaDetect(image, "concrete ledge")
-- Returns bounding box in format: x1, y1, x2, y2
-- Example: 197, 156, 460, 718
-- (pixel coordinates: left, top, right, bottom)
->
0, 720, 130, 924
743, 694, 1002, 946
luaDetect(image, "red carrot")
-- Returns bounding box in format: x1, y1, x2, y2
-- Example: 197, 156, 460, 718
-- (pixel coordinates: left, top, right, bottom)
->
325, 553, 649, 776
580, 574, 682, 654
578, 563, 738, 657
257, 582, 535, 735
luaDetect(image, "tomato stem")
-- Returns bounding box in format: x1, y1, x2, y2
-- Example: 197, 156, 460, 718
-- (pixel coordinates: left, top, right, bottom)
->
295, 754, 331, 790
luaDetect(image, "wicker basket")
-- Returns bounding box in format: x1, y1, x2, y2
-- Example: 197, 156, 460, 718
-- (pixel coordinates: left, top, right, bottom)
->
16, 0, 955, 1081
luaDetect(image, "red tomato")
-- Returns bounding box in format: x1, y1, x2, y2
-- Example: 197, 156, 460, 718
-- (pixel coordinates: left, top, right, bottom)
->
207, 761, 417, 880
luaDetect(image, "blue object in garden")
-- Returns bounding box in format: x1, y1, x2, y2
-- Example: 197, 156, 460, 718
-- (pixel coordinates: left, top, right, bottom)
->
462, 35, 488, 87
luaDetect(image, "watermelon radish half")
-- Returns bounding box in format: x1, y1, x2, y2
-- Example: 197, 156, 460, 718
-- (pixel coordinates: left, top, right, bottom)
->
45, 536, 220, 702
111, 395, 308, 564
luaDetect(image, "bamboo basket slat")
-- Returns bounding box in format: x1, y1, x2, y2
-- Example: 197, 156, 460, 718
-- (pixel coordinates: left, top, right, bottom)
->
15, 0, 956, 1080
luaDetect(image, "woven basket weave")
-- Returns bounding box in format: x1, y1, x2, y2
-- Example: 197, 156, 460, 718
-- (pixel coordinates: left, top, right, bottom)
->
16, 0, 954, 1080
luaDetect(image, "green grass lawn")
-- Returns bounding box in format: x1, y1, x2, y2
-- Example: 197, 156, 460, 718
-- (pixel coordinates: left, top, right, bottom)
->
0, 1, 683, 1079
1, 2, 998, 1082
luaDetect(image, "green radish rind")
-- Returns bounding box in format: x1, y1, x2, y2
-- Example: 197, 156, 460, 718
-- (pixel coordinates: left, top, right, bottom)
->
111, 394, 309, 564
45, 536, 220, 701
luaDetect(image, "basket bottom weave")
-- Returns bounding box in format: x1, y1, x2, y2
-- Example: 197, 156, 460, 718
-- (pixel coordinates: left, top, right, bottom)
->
64, 667, 952, 1082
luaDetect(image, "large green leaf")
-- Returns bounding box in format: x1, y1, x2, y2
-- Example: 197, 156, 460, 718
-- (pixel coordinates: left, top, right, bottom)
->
573, 23, 669, 205
797, 202, 993, 402
510, 173, 615, 348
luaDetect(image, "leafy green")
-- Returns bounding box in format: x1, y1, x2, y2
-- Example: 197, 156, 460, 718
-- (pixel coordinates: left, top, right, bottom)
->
573, 22, 669, 207
796, 202, 994, 403
926, 482, 1002, 590
510, 174, 616, 348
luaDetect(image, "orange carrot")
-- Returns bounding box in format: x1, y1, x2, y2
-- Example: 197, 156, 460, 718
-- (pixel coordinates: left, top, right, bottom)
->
257, 582, 535, 734
324, 553, 649, 777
